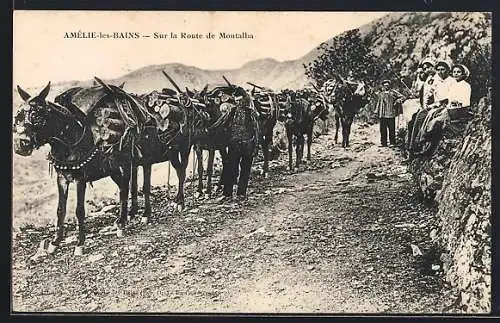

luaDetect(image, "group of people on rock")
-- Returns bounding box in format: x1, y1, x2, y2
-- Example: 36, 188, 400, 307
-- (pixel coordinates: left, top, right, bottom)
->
372, 57, 473, 154
413, 58, 472, 110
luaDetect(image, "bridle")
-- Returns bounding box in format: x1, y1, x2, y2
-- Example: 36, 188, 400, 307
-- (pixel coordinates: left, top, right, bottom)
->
15, 102, 47, 149
43, 101, 98, 170
16, 99, 89, 149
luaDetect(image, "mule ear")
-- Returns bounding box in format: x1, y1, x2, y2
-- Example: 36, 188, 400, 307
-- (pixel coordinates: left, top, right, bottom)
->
118, 81, 125, 89
17, 85, 31, 102
200, 84, 208, 97
185, 87, 194, 97
37, 82, 51, 101
94, 77, 112, 93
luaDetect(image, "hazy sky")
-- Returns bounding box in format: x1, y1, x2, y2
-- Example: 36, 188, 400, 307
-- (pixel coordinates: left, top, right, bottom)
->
13, 11, 388, 87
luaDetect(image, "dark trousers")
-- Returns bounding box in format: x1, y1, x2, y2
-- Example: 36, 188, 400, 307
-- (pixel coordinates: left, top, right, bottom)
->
379, 117, 396, 146
223, 141, 255, 197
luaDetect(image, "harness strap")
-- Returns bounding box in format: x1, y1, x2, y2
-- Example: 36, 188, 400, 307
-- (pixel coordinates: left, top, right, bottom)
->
48, 124, 89, 148
206, 112, 232, 131
114, 94, 138, 129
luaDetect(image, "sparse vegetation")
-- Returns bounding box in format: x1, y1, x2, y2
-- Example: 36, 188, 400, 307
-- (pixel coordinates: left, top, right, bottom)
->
12, 12, 492, 314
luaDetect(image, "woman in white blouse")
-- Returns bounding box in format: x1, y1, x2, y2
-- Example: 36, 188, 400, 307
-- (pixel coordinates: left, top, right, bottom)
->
429, 60, 456, 108
415, 59, 457, 148
448, 64, 471, 108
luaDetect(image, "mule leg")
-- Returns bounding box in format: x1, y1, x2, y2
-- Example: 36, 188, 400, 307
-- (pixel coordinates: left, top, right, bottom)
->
73, 179, 87, 255
111, 168, 131, 236
216, 147, 228, 191
264, 125, 275, 177
341, 121, 348, 148
142, 163, 152, 223
128, 163, 138, 221
195, 146, 204, 198
287, 128, 293, 171
47, 173, 69, 254
306, 125, 313, 161
262, 135, 270, 178
334, 114, 340, 144
206, 149, 215, 197
296, 134, 304, 168
171, 146, 189, 211
345, 120, 352, 148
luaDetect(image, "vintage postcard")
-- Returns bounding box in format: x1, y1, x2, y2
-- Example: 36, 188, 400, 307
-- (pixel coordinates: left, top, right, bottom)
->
12, 10, 492, 314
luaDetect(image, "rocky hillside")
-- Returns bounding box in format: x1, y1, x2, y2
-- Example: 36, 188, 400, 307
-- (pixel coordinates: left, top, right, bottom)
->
407, 95, 492, 313
435, 98, 491, 313
361, 12, 492, 102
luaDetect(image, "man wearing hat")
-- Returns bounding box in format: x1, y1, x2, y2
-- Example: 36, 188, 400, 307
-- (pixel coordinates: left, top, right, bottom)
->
374, 79, 405, 147
222, 86, 259, 200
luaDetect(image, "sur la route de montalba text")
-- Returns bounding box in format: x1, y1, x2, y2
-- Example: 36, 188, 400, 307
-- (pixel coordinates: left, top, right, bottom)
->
64, 31, 255, 39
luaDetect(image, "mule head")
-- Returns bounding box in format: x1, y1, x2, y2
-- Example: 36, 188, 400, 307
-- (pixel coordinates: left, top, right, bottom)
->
194, 84, 209, 105
185, 87, 195, 98
233, 87, 251, 108
13, 82, 52, 156
200, 84, 208, 98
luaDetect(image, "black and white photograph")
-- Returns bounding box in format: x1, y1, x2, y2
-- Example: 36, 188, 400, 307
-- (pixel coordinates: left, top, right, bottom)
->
11, 10, 492, 314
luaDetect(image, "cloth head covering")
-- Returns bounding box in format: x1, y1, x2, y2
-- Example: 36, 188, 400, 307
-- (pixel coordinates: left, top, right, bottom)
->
419, 57, 435, 67
452, 64, 470, 80
435, 60, 451, 71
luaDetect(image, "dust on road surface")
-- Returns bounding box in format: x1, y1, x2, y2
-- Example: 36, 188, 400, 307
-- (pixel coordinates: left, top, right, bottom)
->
11, 123, 456, 313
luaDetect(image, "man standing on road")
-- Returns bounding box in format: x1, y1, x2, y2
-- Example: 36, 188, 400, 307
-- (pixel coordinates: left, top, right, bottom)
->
374, 79, 405, 147
222, 87, 259, 201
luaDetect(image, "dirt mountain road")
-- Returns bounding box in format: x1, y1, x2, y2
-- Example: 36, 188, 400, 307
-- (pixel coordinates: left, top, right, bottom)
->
12, 122, 456, 313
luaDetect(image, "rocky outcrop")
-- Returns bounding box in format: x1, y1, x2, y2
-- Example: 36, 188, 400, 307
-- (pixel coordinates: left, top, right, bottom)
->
364, 12, 491, 69
434, 98, 491, 313
364, 13, 492, 311
407, 97, 491, 313
408, 136, 463, 201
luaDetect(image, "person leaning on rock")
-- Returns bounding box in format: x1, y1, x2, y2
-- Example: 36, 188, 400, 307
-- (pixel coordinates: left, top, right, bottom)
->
419, 60, 455, 130
427, 59, 455, 110
406, 57, 436, 155
412, 59, 465, 155
448, 64, 471, 110
413, 57, 436, 109
445, 64, 473, 132
373, 79, 405, 147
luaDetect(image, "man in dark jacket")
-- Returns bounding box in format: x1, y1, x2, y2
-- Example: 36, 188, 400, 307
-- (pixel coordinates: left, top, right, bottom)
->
222, 87, 259, 199
374, 79, 405, 147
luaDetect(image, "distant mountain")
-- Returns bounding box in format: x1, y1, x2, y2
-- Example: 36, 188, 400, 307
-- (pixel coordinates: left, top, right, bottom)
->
13, 11, 491, 107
